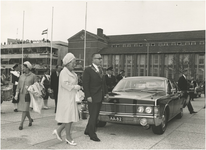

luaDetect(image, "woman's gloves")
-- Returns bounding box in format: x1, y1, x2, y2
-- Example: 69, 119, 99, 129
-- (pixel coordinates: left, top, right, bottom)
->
74, 85, 81, 90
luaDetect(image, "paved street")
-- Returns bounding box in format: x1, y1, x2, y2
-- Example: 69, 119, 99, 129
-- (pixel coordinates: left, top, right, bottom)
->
1, 95, 205, 149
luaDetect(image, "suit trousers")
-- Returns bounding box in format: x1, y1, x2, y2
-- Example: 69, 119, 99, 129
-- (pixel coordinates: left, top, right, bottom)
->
85, 101, 102, 138
183, 91, 194, 113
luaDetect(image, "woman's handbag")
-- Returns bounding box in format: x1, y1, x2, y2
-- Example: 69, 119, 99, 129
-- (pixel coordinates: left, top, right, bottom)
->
41, 88, 46, 98
25, 93, 31, 102
75, 90, 85, 103
47, 88, 54, 99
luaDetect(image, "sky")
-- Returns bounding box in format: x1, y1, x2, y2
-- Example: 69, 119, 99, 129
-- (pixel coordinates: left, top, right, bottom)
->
1, 0, 205, 44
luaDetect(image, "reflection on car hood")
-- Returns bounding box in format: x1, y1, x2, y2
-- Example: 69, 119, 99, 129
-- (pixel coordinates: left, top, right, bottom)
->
110, 91, 165, 100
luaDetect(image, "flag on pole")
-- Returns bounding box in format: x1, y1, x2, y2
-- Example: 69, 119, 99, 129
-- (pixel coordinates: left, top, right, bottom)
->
42, 29, 48, 35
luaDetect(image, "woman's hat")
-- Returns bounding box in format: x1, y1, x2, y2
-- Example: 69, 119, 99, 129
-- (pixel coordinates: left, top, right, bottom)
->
23, 61, 32, 70
62, 53, 75, 65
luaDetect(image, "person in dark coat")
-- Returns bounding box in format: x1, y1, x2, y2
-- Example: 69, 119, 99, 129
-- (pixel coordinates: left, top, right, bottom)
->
83, 53, 109, 142
116, 70, 125, 83
51, 65, 62, 113
105, 67, 116, 92
10, 64, 20, 112
178, 69, 197, 114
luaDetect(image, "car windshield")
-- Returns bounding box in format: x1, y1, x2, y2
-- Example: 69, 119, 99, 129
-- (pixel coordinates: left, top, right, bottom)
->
113, 78, 166, 92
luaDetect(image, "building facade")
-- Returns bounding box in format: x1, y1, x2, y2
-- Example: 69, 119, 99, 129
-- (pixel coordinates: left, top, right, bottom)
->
1, 39, 68, 76
68, 29, 205, 82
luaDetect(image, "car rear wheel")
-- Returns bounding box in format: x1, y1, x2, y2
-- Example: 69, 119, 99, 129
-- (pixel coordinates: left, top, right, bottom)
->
176, 108, 183, 119
152, 110, 168, 135
96, 120, 107, 127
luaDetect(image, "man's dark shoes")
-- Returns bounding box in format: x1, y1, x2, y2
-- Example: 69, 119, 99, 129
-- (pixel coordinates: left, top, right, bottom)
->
29, 119, 33, 126
57, 123, 62, 125
19, 126, 23, 130
14, 109, 18, 112
190, 111, 197, 114
84, 131, 89, 135
90, 136, 100, 142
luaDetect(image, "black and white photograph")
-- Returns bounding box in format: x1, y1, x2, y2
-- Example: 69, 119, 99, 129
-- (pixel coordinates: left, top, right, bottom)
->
1, 0, 205, 149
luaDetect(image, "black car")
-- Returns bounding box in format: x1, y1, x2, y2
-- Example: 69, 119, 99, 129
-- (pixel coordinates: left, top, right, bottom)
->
81, 76, 187, 135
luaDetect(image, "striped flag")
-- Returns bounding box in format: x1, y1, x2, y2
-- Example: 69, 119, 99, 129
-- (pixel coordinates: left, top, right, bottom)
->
42, 29, 48, 35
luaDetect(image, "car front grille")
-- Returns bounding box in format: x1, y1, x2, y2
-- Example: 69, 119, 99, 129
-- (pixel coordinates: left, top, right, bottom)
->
100, 103, 135, 113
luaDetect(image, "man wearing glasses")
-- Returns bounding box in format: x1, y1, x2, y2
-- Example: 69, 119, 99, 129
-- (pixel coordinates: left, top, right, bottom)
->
83, 53, 109, 142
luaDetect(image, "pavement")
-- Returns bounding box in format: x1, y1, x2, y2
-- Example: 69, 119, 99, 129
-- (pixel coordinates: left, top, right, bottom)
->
1, 95, 205, 149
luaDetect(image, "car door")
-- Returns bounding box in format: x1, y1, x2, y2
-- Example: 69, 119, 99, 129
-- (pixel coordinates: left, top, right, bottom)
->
170, 80, 182, 116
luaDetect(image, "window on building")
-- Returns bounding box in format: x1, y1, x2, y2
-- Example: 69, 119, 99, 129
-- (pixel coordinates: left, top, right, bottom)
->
123, 44, 127, 47
102, 55, 109, 69
127, 44, 131, 47
124, 55, 133, 77
171, 42, 176, 46
177, 42, 182, 46
191, 41, 196, 45
151, 43, 155, 46
134, 43, 138, 47
185, 41, 190, 45
199, 41, 205, 45
139, 43, 143, 47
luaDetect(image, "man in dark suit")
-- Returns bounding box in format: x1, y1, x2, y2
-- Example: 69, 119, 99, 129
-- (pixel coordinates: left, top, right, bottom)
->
178, 69, 197, 114
105, 67, 116, 92
83, 53, 109, 142
51, 65, 62, 113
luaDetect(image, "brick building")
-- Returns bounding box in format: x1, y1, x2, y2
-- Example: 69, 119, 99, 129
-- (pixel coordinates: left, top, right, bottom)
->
69, 29, 205, 81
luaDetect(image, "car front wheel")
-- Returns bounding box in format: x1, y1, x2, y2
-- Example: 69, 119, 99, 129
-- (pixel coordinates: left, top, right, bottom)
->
152, 110, 168, 135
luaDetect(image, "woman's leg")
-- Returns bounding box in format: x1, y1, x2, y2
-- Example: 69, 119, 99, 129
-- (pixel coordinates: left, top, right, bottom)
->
56, 123, 66, 139
26, 111, 32, 122
20, 111, 27, 127
65, 122, 73, 141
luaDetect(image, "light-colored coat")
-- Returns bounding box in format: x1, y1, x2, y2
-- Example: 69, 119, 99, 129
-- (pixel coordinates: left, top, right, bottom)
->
55, 67, 79, 123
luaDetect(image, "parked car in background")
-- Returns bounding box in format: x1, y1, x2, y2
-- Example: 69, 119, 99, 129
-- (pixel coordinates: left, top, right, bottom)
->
81, 76, 187, 135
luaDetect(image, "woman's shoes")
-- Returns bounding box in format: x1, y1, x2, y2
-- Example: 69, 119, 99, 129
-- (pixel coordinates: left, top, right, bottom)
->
52, 129, 62, 141
65, 138, 77, 146
19, 126, 23, 130
28, 119, 33, 126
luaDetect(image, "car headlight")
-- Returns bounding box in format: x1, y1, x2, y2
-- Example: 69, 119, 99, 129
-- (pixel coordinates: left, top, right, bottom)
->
145, 107, 152, 113
137, 106, 144, 113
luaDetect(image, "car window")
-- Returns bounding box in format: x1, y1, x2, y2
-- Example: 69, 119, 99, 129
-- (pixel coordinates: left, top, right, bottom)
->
113, 78, 166, 92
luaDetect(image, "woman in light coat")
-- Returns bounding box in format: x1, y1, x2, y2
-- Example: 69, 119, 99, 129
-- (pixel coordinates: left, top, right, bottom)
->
14, 61, 37, 130
52, 53, 81, 146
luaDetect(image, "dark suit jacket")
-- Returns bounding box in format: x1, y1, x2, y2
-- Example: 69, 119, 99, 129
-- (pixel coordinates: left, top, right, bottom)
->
83, 65, 108, 103
51, 70, 59, 99
178, 75, 189, 91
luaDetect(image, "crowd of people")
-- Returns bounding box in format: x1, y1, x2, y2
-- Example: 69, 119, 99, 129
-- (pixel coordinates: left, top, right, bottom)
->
1, 52, 205, 146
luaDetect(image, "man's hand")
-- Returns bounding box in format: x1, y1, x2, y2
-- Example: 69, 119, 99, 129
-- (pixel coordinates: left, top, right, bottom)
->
14, 93, 19, 100
87, 97, 92, 103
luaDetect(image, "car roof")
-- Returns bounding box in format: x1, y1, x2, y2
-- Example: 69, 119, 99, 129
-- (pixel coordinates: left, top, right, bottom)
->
122, 76, 167, 81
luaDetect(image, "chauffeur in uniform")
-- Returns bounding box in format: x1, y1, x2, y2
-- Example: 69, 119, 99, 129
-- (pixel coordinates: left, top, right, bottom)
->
105, 67, 116, 92
83, 53, 109, 142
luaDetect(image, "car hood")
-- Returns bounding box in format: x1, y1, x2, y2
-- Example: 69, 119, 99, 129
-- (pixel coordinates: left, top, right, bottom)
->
109, 91, 165, 100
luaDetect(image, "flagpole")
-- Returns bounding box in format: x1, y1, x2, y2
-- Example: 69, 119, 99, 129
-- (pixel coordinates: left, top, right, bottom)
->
21, 11, 25, 74
83, 2, 87, 69
46, 28, 48, 41
50, 7, 54, 75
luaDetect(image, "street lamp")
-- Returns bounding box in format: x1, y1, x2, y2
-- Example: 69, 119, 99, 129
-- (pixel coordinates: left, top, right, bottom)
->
144, 39, 149, 76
